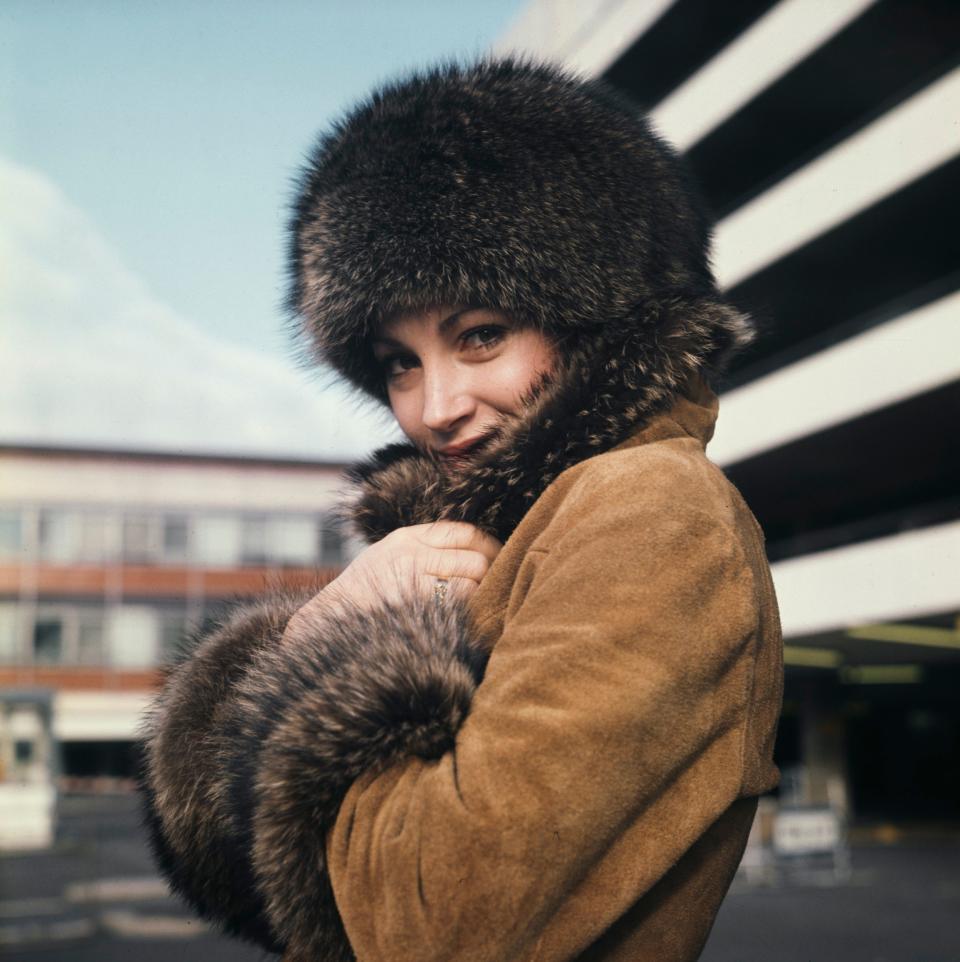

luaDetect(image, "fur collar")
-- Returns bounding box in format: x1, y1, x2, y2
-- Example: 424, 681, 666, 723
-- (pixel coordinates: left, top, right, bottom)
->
346, 298, 746, 545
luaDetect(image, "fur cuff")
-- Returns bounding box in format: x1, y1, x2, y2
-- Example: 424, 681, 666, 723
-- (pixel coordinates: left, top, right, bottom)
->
222, 589, 486, 959
139, 596, 308, 954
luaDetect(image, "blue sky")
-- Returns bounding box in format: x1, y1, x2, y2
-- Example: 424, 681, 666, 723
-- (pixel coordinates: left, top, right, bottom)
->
1, 1, 526, 458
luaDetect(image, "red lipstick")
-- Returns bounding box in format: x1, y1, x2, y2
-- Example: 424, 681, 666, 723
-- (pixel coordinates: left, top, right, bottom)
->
437, 433, 494, 463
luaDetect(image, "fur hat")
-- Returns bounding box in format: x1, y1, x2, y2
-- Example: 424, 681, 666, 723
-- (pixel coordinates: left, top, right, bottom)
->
288, 58, 752, 403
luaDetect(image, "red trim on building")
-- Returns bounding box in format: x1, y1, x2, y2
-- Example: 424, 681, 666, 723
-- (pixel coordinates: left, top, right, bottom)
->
0, 564, 339, 598
0, 666, 161, 692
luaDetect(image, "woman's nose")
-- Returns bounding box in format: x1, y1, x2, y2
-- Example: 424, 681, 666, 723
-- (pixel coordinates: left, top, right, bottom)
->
421, 365, 474, 433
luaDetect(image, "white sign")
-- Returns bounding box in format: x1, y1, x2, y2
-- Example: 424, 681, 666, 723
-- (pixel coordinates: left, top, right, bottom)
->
773, 807, 842, 856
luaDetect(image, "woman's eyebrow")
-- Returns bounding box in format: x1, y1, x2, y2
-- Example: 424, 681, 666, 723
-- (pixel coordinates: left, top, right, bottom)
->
373, 307, 483, 350
438, 308, 472, 334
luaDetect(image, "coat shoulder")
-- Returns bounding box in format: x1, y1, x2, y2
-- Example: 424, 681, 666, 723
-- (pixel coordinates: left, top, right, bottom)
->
555, 434, 742, 528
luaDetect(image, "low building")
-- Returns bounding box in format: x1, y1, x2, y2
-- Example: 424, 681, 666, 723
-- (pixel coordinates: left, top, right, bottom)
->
0, 444, 353, 781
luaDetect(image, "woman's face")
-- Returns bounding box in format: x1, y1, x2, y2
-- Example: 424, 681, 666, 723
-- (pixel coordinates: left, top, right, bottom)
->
373, 306, 555, 467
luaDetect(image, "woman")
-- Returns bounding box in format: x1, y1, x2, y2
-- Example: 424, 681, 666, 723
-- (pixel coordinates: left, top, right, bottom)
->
140, 59, 783, 962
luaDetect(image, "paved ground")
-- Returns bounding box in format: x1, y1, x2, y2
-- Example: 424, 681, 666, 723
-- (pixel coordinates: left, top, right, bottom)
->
702, 844, 960, 962
1, 794, 957, 961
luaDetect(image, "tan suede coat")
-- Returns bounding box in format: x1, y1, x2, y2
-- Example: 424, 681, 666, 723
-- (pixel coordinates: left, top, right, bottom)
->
141, 377, 782, 962
324, 380, 782, 961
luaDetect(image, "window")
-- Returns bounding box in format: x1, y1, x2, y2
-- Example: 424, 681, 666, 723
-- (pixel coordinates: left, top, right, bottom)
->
122, 515, 156, 563
160, 610, 189, 661
0, 604, 21, 663
0, 511, 22, 559
105, 606, 159, 668
33, 618, 63, 664
38, 510, 81, 563
194, 516, 243, 567
162, 515, 190, 563
266, 516, 316, 566
319, 517, 345, 565
241, 516, 269, 566
77, 615, 105, 665
79, 512, 119, 563
14, 739, 34, 764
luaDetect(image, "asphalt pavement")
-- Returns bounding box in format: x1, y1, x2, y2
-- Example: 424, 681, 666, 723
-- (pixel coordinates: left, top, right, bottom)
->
1, 794, 956, 961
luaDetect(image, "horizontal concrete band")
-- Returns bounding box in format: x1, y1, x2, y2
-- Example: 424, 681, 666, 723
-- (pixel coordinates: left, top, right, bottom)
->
710, 290, 960, 466
772, 520, 960, 638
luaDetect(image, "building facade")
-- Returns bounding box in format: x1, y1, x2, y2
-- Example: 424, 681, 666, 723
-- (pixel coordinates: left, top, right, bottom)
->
0, 445, 353, 781
497, 0, 960, 827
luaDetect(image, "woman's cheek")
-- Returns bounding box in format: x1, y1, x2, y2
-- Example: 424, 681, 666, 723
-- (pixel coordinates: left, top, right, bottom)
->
392, 394, 431, 448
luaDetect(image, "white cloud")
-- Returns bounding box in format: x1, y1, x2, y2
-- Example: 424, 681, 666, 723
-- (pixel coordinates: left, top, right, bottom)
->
0, 156, 399, 461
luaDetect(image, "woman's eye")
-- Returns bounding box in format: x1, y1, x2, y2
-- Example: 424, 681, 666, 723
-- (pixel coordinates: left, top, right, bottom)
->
381, 354, 418, 379
461, 326, 506, 351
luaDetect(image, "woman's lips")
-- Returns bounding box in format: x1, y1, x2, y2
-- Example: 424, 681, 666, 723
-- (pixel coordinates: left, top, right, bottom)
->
437, 434, 494, 462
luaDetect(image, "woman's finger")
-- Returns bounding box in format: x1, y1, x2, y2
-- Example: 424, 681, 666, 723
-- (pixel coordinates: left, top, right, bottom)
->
415, 521, 503, 562
422, 547, 490, 584
416, 574, 478, 603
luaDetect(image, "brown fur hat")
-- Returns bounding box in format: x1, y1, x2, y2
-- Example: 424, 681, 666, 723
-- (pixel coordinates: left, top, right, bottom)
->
288, 57, 752, 403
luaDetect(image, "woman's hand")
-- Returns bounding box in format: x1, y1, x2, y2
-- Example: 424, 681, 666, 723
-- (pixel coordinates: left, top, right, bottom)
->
283, 522, 502, 644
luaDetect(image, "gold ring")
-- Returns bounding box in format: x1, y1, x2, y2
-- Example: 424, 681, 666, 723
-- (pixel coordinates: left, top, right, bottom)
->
433, 579, 449, 607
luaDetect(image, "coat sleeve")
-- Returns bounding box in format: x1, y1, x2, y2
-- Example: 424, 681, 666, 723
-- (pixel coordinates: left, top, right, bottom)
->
323, 471, 762, 962
138, 583, 487, 960
140, 461, 762, 962
139, 593, 318, 954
